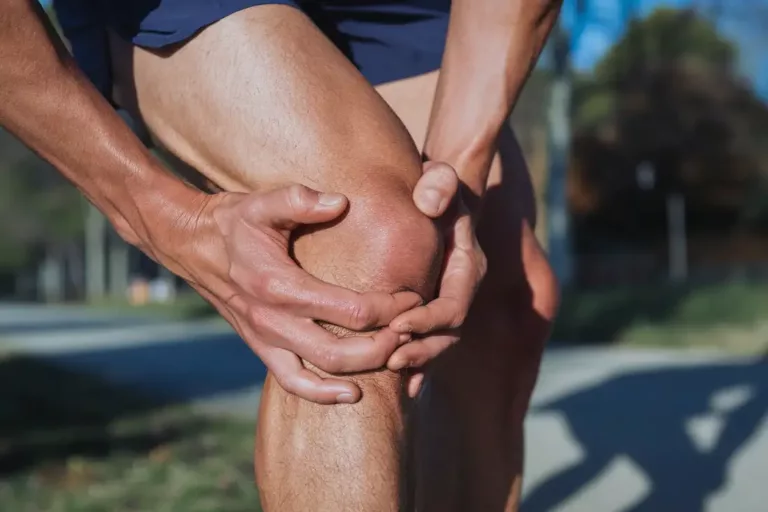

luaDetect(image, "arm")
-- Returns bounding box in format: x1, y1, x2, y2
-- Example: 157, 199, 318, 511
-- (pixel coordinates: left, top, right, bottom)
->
424, 0, 563, 198
0, 0, 423, 404
0, 0, 198, 257
386, 1, 562, 384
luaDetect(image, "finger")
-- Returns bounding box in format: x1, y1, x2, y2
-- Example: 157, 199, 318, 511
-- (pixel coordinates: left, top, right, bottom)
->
193, 288, 362, 404
264, 348, 362, 405
413, 162, 459, 218
387, 332, 460, 371
280, 268, 423, 330
406, 371, 425, 399
271, 316, 408, 374
450, 211, 479, 252
389, 251, 479, 334
390, 290, 473, 334
244, 184, 349, 231
390, 221, 481, 335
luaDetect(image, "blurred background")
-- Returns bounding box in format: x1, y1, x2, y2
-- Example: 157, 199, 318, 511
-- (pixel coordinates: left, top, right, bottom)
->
1, 0, 768, 510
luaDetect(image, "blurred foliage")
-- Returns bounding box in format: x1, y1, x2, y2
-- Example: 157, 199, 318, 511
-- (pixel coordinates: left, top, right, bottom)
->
0, 129, 85, 271
574, 7, 742, 135
553, 281, 768, 352
569, 8, 768, 253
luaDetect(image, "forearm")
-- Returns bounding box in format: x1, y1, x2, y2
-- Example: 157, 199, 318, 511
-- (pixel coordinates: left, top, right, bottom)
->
425, 0, 562, 197
0, 0, 200, 258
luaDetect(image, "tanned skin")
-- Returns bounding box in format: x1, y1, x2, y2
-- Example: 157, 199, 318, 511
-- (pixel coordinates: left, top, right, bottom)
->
108, 1, 562, 510
1, 0, 562, 510
1, 0, 446, 405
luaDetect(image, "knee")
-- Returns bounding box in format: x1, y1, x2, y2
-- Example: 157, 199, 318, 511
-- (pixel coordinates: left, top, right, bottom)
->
291, 177, 443, 395
355, 190, 444, 299
294, 177, 444, 301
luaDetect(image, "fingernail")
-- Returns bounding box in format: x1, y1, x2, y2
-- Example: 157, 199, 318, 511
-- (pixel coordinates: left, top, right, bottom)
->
419, 189, 442, 216
399, 333, 412, 343
336, 393, 356, 404
318, 193, 344, 207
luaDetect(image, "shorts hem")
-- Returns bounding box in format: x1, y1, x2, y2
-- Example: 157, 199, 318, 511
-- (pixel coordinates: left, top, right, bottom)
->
129, 1, 300, 48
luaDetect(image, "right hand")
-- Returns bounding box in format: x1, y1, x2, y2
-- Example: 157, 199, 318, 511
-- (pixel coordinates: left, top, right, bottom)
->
163, 185, 422, 405
388, 163, 487, 397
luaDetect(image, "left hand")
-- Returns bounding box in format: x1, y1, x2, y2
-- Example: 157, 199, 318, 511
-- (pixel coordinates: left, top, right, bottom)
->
386, 162, 488, 396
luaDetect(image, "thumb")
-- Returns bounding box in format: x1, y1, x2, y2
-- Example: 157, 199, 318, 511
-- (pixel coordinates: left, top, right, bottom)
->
413, 161, 459, 218
244, 184, 348, 231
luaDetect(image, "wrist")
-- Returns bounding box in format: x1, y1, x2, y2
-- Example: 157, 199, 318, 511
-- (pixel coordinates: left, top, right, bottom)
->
423, 133, 497, 200
110, 161, 206, 258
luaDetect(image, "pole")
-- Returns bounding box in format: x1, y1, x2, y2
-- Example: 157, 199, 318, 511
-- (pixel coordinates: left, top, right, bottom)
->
667, 193, 688, 282
109, 230, 130, 299
85, 203, 107, 300
545, 21, 574, 286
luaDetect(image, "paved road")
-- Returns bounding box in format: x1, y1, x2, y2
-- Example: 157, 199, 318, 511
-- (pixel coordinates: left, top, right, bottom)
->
0, 303, 265, 418
2, 303, 767, 511
524, 348, 768, 512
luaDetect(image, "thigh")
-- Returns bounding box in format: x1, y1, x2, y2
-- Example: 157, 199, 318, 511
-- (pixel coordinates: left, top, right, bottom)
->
110, 4, 438, 293
111, 5, 421, 199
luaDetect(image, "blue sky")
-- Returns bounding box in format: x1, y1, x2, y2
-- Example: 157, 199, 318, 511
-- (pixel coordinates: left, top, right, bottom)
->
563, 0, 768, 95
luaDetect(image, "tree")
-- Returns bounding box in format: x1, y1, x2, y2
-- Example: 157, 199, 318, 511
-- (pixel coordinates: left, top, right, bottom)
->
574, 8, 738, 134
569, 7, 768, 251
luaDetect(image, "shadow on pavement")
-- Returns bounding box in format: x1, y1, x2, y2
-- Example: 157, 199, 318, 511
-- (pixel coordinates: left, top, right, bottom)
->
523, 357, 768, 512
45, 333, 267, 403
0, 331, 265, 476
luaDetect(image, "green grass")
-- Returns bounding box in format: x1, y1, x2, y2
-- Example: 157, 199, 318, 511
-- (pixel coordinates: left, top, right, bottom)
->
552, 281, 768, 352
0, 411, 260, 512
0, 356, 260, 512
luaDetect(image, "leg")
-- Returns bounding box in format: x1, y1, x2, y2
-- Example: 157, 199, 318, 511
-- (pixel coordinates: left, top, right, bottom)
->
111, 6, 441, 510
377, 72, 559, 511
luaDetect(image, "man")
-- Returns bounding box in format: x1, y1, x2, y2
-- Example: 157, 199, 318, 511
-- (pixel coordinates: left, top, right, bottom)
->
0, 0, 560, 510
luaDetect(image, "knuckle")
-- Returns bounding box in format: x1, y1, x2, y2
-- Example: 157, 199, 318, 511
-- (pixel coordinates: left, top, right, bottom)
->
347, 301, 374, 330
287, 184, 312, 213
313, 345, 341, 373
247, 307, 267, 332
367, 344, 389, 368
272, 369, 296, 394
261, 273, 290, 305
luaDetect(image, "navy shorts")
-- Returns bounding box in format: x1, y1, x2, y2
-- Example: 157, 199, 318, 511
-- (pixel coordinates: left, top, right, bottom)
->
53, 0, 451, 97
